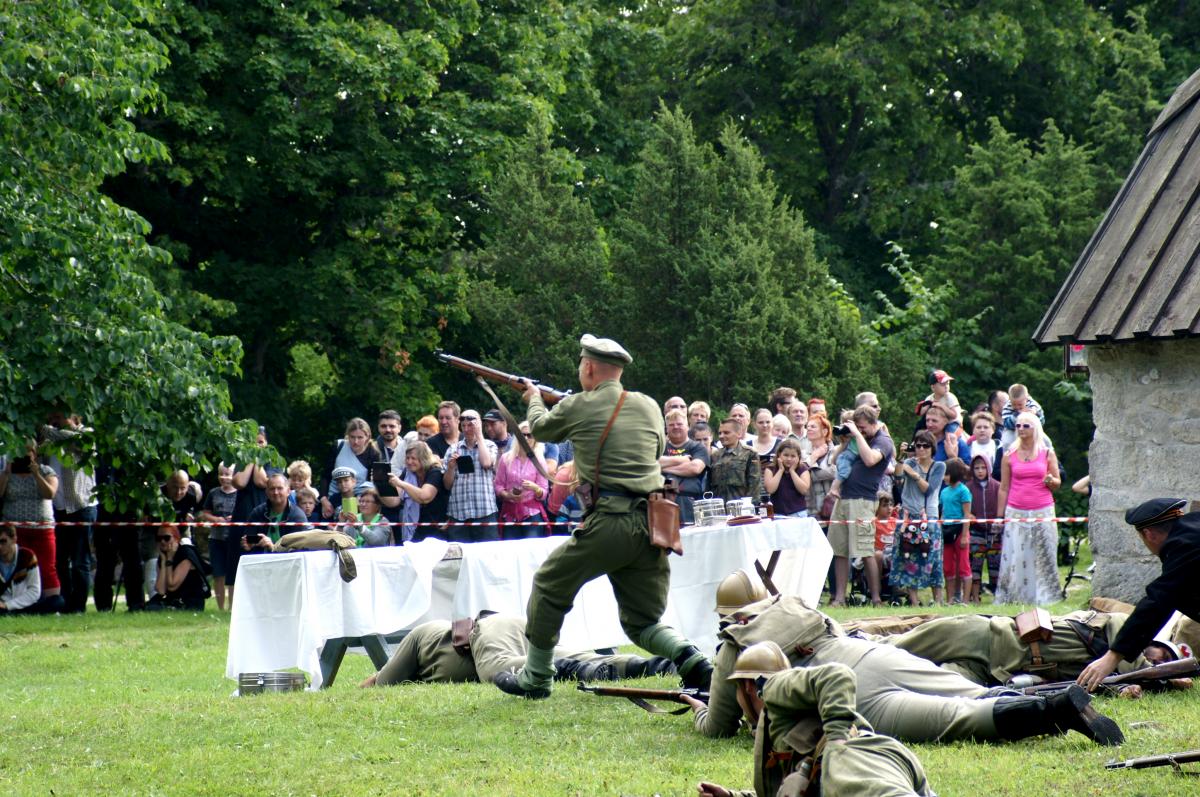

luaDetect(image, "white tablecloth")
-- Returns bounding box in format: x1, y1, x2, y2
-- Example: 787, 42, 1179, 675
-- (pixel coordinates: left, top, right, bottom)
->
226, 517, 829, 687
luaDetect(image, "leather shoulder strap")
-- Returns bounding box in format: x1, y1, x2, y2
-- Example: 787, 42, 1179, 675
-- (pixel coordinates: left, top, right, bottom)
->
592, 390, 628, 488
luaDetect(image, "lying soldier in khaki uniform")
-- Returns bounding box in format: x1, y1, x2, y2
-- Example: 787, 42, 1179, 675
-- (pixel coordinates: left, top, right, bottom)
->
696, 644, 935, 797
876, 610, 1178, 686
688, 570, 1124, 745
360, 614, 673, 686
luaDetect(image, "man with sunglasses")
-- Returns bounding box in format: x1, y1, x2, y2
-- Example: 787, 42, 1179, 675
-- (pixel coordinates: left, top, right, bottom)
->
1078, 498, 1200, 691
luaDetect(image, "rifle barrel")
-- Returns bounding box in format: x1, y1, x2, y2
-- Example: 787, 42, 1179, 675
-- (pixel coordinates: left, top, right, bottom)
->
1105, 750, 1200, 770
434, 350, 569, 405
576, 682, 707, 701
1023, 656, 1200, 696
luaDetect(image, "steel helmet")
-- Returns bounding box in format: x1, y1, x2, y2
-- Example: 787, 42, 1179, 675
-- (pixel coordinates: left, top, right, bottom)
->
728, 641, 789, 681
715, 569, 768, 616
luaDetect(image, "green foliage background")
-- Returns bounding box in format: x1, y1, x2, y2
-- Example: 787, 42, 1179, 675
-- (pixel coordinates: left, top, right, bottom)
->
5, 0, 1196, 501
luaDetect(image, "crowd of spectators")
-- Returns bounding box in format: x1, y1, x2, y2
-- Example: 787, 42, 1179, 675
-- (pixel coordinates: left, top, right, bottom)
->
0, 372, 1065, 614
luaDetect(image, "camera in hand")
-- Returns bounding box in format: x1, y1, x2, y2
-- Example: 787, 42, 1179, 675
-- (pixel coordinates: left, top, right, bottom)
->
456, 455, 475, 474
10, 457, 31, 474
371, 462, 397, 496
246, 533, 262, 545
833, 424, 852, 437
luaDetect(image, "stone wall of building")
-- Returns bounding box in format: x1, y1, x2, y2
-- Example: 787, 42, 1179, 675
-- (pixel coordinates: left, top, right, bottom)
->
1088, 338, 1200, 603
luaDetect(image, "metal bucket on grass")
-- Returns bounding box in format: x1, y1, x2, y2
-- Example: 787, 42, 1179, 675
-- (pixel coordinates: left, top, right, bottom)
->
238, 671, 307, 695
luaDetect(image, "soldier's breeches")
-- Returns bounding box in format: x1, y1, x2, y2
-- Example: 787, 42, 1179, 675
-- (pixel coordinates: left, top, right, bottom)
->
859, 689, 997, 742
835, 644, 993, 742
471, 615, 533, 683
525, 506, 670, 650
884, 615, 993, 686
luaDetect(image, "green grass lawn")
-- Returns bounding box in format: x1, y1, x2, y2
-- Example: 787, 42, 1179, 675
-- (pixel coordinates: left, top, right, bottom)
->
2, 549, 1198, 795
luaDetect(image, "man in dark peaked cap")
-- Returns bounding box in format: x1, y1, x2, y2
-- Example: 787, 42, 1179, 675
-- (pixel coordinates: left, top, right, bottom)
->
1078, 498, 1200, 690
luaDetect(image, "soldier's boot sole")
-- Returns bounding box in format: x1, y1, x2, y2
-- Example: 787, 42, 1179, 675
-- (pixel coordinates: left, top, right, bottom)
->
1049, 685, 1124, 746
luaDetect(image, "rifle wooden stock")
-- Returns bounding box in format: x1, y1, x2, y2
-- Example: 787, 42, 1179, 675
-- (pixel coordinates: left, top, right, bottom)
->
1021, 656, 1200, 695
577, 682, 708, 714
434, 350, 570, 406
1105, 749, 1200, 770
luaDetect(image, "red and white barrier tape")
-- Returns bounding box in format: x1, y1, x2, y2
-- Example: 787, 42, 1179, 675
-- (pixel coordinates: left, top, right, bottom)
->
21, 516, 1090, 528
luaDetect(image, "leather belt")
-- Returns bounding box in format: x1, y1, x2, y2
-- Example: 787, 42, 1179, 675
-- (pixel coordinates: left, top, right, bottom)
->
598, 488, 646, 499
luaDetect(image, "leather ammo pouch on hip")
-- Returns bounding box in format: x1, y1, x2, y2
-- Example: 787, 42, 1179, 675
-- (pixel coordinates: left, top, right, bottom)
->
1015, 608, 1053, 643
1016, 607, 1057, 676
451, 617, 475, 656
647, 492, 683, 556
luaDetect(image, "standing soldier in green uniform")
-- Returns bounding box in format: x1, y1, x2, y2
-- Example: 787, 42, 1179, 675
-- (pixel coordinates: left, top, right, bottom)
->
696, 643, 936, 797
493, 334, 713, 699
877, 610, 1178, 686
707, 419, 762, 503
361, 614, 673, 687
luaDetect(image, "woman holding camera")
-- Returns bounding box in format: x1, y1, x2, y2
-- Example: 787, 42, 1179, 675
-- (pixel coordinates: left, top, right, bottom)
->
0, 439, 63, 612
890, 430, 946, 606
385, 441, 449, 543
494, 422, 550, 539
149, 524, 209, 611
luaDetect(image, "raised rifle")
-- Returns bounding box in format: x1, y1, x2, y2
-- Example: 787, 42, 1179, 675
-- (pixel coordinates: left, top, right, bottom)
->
1020, 656, 1200, 696
577, 682, 708, 715
434, 350, 571, 406
1105, 749, 1200, 771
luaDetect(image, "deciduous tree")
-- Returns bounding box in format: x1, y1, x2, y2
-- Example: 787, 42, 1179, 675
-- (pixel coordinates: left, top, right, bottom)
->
0, 0, 259, 510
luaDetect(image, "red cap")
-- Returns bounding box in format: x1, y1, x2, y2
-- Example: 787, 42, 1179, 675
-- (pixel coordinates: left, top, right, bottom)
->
929, 370, 953, 385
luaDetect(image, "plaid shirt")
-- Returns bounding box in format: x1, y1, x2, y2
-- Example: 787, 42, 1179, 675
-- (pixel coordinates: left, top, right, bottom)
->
40, 425, 98, 513
446, 439, 498, 520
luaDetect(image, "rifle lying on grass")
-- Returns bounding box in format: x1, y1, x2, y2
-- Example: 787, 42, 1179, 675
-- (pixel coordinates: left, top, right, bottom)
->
1019, 656, 1199, 696
1106, 749, 1200, 771
434, 350, 571, 406
577, 682, 708, 715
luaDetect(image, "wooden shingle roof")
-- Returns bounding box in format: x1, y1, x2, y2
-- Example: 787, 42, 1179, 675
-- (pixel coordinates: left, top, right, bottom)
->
1035, 67, 1200, 346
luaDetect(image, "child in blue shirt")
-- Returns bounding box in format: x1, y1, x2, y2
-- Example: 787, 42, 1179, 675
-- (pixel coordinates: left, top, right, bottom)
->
939, 457, 973, 604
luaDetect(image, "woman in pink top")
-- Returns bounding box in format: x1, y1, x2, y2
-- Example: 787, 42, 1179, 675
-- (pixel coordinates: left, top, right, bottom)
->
994, 411, 1062, 604
494, 421, 550, 539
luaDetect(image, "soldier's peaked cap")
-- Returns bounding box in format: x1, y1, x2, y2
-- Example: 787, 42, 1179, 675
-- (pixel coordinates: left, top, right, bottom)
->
579, 334, 632, 367
1125, 498, 1187, 531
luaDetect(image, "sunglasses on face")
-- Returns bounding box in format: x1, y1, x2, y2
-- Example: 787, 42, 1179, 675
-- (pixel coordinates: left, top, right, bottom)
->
1016, 423, 1033, 429
156, 536, 174, 542
913, 442, 932, 449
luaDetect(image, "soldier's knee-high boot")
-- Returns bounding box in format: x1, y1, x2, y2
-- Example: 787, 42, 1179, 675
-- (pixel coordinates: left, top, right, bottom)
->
637, 624, 713, 690
992, 685, 1124, 746
494, 642, 555, 699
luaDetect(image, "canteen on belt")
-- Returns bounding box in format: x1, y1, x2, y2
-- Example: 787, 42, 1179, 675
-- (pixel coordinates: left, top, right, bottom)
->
238, 671, 307, 695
